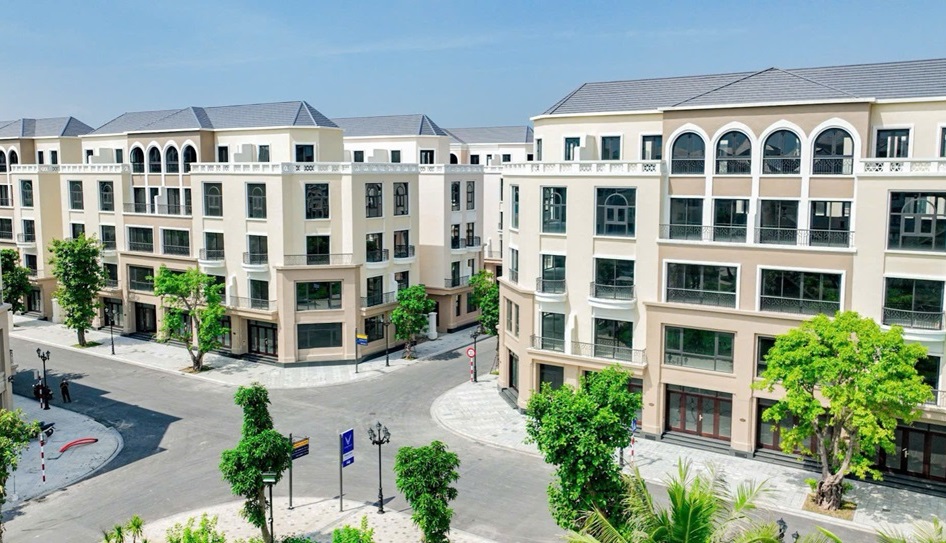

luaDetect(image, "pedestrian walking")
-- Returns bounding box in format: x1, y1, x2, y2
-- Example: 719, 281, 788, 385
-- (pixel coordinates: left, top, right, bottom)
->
32, 379, 43, 404
60, 379, 72, 403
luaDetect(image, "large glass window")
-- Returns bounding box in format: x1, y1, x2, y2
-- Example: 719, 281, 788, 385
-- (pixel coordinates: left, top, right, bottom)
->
601, 136, 621, 160
763, 130, 801, 174
162, 229, 190, 256
593, 318, 634, 361
715, 131, 751, 174
538, 254, 565, 293
641, 135, 662, 160
204, 183, 222, 216
148, 147, 161, 173
305, 183, 329, 219
539, 364, 564, 390
165, 147, 179, 173
760, 269, 841, 315
593, 258, 635, 299
538, 312, 565, 352
666, 263, 737, 307
71, 223, 86, 239
758, 200, 799, 244
298, 323, 342, 349
0, 218, 14, 239
247, 235, 268, 264
756, 336, 776, 376
508, 248, 519, 283
68, 181, 84, 210
541, 187, 567, 233
128, 265, 154, 291
713, 199, 748, 242
99, 181, 114, 211
564, 137, 580, 161
20, 180, 33, 207
595, 187, 636, 236
666, 198, 703, 240
249, 279, 269, 305
394, 183, 408, 215
420, 150, 435, 164
128, 227, 154, 252
366, 233, 385, 262
508, 350, 519, 390
182, 146, 196, 172
511, 185, 519, 229
664, 326, 734, 373
809, 201, 851, 247
888, 192, 946, 252
813, 128, 854, 175
671, 132, 705, 174
21, 219, 35, 242
466, 181, 475, 210
204, 232, 224, 260
258, 145, 270, 162
883, 278, 945, 330
295, 144, 314, 162
451, 182, 460, 211
875, 128, 910, 158
296, 281, 342, 311
246, 184, 266, 219
365, 183, 383, 218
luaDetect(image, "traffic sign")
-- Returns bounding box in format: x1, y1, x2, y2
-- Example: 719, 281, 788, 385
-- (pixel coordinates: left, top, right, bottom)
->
340, 428, 354, 467
466, 347, 476, 358
291, 437, 310, 460
630, 419, 638, 434
356, 334, 368, 346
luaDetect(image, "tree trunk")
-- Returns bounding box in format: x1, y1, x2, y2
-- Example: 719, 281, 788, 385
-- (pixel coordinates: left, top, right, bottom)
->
405, 335, 414, 359
191, 351, 203, 372
77, 328, 86, 346
257, 486, 271, 542
816, 474, 844, 510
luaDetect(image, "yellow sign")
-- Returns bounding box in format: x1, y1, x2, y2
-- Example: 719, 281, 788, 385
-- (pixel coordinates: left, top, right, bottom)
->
356, 334, 368, 340
293, 438, 309, 449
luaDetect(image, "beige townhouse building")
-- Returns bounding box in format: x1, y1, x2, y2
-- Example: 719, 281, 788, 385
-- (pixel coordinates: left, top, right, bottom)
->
445, 126, 534, 279
499, 58, 946, 488
332, 114, 485, 333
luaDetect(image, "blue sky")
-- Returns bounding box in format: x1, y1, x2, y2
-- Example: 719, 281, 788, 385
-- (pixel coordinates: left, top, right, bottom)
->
3, 1, 946, 129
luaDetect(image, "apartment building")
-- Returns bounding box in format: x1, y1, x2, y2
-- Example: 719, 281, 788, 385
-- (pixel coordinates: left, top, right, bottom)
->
332, 114, 485, 333
0, 117, 95, 316
499, 58, 946, 486
445, 126, 534, 279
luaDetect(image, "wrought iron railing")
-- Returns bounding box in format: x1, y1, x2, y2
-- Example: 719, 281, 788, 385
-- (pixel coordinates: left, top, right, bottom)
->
166, 162, 180, 173
17, 233, 35, 243
667, 288, 736, 308
129, 279, 154, 292
531, 334, 565, 353
362, 291, 397, 307
243, 252, 269, 265
148, 162, 162, 173
297, 298, 343, 311
571, 340, 645, 365
659, 223, 704, 241
465, 236, 481, 248
715, 158, 751, 174
366, 249, 389, 263
536, 278, 566, 294
444, 275, 470, 288
131, 163, 145, 173
0, 230, 13, 240
451, 238, 466, 249
812, 157, 854, 175
0, 197, 10, 207
671, 158, 705, 175
101, 239, 117, 250
882, 307, 945, 330
393, 245, 415, 259
760, 296, 839, 316
665, 353, 734, 373
199, 248, 225, 261
163, 244, 191, 256
541, 220, 567, 234
659, 224, 748, 243
128, 241, 153, 252
762, 157, 801, 175
590, 282, 635, 300
124, 202, 151, 213
755, 228, 853, 248
228, 297, 275, 311
283, 253, 353, 266
104, 279, 120, 289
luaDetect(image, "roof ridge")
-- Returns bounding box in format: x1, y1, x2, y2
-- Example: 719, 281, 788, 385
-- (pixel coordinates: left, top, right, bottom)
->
139, 108, 191, 130
301, 101, 317, 125
544, 83, 588, 115
788, 56, 946, 73
186, 107, 205, 129
671, 68, 775, 107
779, 67, 859, 99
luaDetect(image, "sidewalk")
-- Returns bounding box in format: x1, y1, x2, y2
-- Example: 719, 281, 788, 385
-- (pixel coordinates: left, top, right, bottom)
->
141, 496, 497, 543
11, 316, 484, 389
4, 394, 122, 506
432, 374, 946, 537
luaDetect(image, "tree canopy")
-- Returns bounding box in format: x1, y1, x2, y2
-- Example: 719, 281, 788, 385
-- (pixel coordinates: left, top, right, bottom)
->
0, 249, 32, 314
153, 266, 228, 372
49, 234, 108, 345
468, 270, 498, 336
390, 284, 435, 359
0, 408, 39, 543
394, 440, 461, 543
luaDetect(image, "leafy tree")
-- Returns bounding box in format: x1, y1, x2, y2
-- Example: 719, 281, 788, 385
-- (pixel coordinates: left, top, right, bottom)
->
219, 383, 291, 543
0, 408, 39, 543
0, 249, 31, 313
165, 513, 226, 543
753, 311, 931, 511
125, 514, 145, 543
49, 234, 108, 346
468, 270, 499, 336
526, 366, 641, 530
332, 515, 375, 543
394, 440, 460, 543
153, 266, 228, 372
390, 284, 435, 359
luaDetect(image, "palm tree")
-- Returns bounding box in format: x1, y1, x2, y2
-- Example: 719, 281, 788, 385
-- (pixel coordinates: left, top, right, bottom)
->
109, 524, 125, 543
125, 515, 145, 543
877, 516, 945, 543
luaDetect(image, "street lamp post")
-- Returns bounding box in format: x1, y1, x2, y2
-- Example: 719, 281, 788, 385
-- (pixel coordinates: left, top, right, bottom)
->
36, 348, 50, 410
261, 471, 277, 543
367, 421, 391, 514
106, 307, 115, 355
382, 316, 391, 367
470, 326, 481, 382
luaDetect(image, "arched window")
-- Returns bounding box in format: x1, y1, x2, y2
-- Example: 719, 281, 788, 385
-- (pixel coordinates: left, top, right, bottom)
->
182, 145, 197, 172
671, 133, 705, 174
450, 153, 458, 164
8, 150, 18, 165
165, 147, 180, 173
0, 150, 6, 173
130, 148, 144, 173
147, 147, 161, 173
763, 130, 801, 174
715, 131, 751, 174
813, 128, 853, 175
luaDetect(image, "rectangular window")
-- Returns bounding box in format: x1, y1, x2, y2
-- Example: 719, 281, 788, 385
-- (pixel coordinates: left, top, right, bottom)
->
298, 323, 342, 349
295, 144, 314, 162
450, 224, 461, 249
508, 350, 519, 390
596, 187, 635, 236
535, 139, 543, 161
450, 261, 460, 286
760, 269, 841, 315
539, 312, 565, 352
98, 181, 114, 211
365, 183, 383, 218
296, 281, 342, 311
50, 150, 58, 165
394, 182, 408, 215
810, 201, 851, 247
666, 198, 703, 240
593, 258, 635, 299
600, 136, 621, 160
217, 146, 229, 162
470, 155, 480, 165
204, 183, 222, 217
564, 137, 580, 161
666, 263, 737, 307
455, 295, 462, 317
128, 226, 154, 252
394, 230, 411, 258
395, 270, 409, 291
756, 336, 776, 376
246, 183, 266, 219
24, 254, 37, 274
305, 183, 329, 219
128, 265, 154, 291
366, 233, 385, 262
0, 185, 9, 206
465, 223, 475, 246
249, 279, 269, 305
70, 223, 85, 239
21, 180, 33, 207
542, 187, 567, 233
502, 153, 511, 163
466, 181, 475, 210
21, 219, 35, 242
527, 153, 534, 161
888, 192, 946, 252
353, 150, 365, 163
664, 326, 734, 373
204, 232, 224, 260
420, 150, 435, 164
539, 364, 564, 389
450, 182, 460, 211
509, 248, 519, 283
758, 200, 799, 245
511, 185, 520, 229
37, 151, 44, 165
68, 180, 84, 210
539, 254, 566, 293
390, 150, 401, 163
258, 145, 270, 162
593, 318, 634, 361
0, 218, 12, 239
365, 275, 384, 306
247, 235, 268, 264
712, 199, 748, 242
115, 149, 123, 164
883, 277, 945, 330
875, 128, 910, 158
505, 298, 513, 332
641, 135, 663, 160
100, 225, 116, 249
104, 262, 118, 282
365, 316, 385, 342
162, 229, 190, 256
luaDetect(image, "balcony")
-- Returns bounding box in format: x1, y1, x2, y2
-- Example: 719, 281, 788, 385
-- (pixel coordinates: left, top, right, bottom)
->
362, 291, 397, 308
859, 158, 946, 176
531, 334, 565, 353
666, 288, 736, 308
756, 228, 853, 248
199, 248, 225, 262
129, 279, 154, 292
123, 203, 151, 214
16, 233, 36, 248
393, 245, 416, 261
11, 164, 59, 174
228, 296, 276, 312
128, 241, 154, 253
882, 307, 944, 331
503, 161, 662, 176
450, 238, 466, 252
104, 279, 120, 290
660, 224, 748, 243
131, 163, 145, 173
670, 159, 705, 175
465, 236, 482, 252
812, 157, 854, 175
297, 298, 343, 311
535, 277, 566, 303
588, 281, 636, 310
101, 239, 117, 251
762, 158, 801, 175
571, 340, 646, 366
444, 275, 470, 289
27, 268, 38, 278
284, 253, 353, 266
58, 164, 129, 174
163, 245, 191, 257
242, 252, 269, 272
365, 249, 389, 267
760, 296, 839, 316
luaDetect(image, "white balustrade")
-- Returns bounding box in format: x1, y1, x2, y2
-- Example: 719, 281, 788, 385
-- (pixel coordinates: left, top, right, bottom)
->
502, 161, 663, 176
858, 158, 946, 175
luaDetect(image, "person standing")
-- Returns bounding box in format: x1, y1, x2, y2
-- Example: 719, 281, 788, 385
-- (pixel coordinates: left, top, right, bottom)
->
60, 379, 72, 403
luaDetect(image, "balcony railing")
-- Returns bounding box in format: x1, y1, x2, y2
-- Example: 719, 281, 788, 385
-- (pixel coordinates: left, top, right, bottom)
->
362, 291, 397, 307
284, 253, 353, 266
228, 296, 275, 311
131, 163, 145, 173
503, 161, 662, 176
366, 249, 389, 263
882, 307, 945, 331
756, 228, 853, 248
450, 238, 467, 250
667, 288, 736, 308
297, 298, 343, 311
0, 197, 11, 207
129, 279, 154, 292
153, 204, 192, 216
571, 340, 646, 365
659, 224, 747, 243
444, 275, 470, 288
243, 252, 269, 266
104, 279, 120, 289
485, 250, 502, 260
812, 157, 853, 175
924, 390, 946, 409
531, 334, 565, 353
590, 282, 635, 300
536, 277, 566, 294
163, 244, 191, 257
762, 157, 801, 175
128, 241, 154, 252
760, 296, 839, 316
541, 220, 567, 234
102, 239, 117, 250
659, 224, 704, 241
0, 231, 13, 240
199, 248, 225, 261
17, 233, 35, 243
465, 236, 481, 248
859, 158, 946, 175
27, 268, 38, 278
670, 159, 705, 175
508, 268, 519, 283
715, 158, 751, 175
393, 245, 415, 259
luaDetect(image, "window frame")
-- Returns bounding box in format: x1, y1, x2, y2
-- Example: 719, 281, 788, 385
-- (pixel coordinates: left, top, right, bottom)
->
203, 182, 223, 217
510, 185, 520, 229
68, 180, 84, 210
671, 132, 706, 175
20, 179, 33, 208
887, 192, 946, 252
640, 134, 663, 161
595, 187, 636, 237
600, 135, 621, 161
541, 186, 567, 234
99, 181, 114, 212
758, 267, 844, 315
874, 126, 912, 159
365, 183, 383, 218
664, 325, 735, 374
665, 261, 739, 308
393, 182, 409, 215
304, 183, 330, 220
564, 137, 580, 161
466, 181, 475, 210
420, 149, 435, 164
295, 280, 343, 311
294, 144, 315, 163
451, 181, 461, 211
812, 128, 854, 175
246, 183, 267, 219
763, 129, 802, 175
715, 130, 752, 175
297, 322, 343, 349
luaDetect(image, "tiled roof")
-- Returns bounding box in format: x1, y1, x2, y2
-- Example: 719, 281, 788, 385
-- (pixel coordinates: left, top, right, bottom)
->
90, 101, 337, 135
0, 117, 93, 139
331, 114, 447, 137
542, 58, 946, 115
444, 126, 534, 144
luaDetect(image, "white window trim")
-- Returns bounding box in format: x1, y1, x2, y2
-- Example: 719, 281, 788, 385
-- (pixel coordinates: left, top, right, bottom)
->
662, 258, 741, 308
755, 265, 846, 313
871, 124, 915, 159
599, 134, 622, 161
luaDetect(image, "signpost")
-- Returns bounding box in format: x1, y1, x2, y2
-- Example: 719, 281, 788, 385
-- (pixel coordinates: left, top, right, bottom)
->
339, 428, 355, 511
355, 330, 367, 373
288, 434, 309, 509
466, 346, 476, 382
630, 418, 638, 465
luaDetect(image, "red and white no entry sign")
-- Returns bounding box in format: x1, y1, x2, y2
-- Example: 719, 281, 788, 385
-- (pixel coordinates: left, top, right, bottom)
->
466, 347, 476, 358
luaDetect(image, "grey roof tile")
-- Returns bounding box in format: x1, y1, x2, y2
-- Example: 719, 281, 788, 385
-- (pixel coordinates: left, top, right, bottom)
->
332, 114, 448, 137
0, 117, 93, 138
444, 126, 534, 144
673, 68, 855, 107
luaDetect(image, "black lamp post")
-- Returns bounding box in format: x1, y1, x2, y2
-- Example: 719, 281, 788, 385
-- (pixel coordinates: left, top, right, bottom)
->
106, 307, 116, 355
470, 326, 481, 382
381, 316, 391, 367
36, 348, 50, 410
776, 518, 787, 542
367, 421, 391, 514
261, 471, 277, 543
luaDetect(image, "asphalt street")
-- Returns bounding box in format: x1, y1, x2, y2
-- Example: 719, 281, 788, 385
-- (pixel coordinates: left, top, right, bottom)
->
3, 335, 875, 543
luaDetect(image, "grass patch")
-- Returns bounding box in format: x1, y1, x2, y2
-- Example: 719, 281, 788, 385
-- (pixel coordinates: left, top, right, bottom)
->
802, 493, 857, 520
73, 341, 102, 348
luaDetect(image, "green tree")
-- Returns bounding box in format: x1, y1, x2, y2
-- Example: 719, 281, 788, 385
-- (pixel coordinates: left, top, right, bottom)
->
390, 284, 435, 359
49, 234, 108, 346
468, 270, 499, 336
0, 249, 31, 314
153, 266, 228, 372
753, 311, 931, 511
219, 383, 291, 543
125, 514, 145, 543
394, 440, 461, 543
0, 408, 39, 543
526, 366, 641, 530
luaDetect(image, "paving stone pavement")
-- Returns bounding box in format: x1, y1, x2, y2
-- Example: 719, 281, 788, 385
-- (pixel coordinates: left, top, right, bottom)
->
10, 315, 484, 389
432, 374, 946, 536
